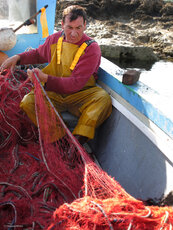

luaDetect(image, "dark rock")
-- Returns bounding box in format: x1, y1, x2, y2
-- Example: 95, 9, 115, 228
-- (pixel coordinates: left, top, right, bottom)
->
161, 3, 173, 16
122, 69, 140, 85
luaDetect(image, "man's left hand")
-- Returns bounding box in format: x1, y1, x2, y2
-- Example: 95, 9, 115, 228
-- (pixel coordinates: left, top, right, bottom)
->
27, 68, 48, 83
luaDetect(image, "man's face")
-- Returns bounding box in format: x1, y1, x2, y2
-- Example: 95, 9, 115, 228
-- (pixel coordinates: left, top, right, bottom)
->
61, 15, 86, 43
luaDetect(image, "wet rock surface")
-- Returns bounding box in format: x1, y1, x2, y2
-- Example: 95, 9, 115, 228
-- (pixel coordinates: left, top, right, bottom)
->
55, 0, 173, 64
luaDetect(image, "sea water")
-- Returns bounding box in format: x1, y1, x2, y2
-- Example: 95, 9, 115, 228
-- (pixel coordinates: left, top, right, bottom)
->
139, 60, 173, 98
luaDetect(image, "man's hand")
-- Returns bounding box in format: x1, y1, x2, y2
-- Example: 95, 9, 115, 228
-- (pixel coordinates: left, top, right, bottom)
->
0, 55, 20, 73
27, 68, 48, 83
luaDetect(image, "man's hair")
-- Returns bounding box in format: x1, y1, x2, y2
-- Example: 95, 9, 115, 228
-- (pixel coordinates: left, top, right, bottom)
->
62, 5, 87, 23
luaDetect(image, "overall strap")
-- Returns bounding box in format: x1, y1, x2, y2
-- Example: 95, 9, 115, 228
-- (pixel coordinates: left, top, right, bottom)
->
56, 32, 64, 64
70, 39, 95, 71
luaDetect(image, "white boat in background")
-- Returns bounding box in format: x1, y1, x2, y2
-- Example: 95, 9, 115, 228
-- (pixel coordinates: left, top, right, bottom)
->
1, 0, 173, 203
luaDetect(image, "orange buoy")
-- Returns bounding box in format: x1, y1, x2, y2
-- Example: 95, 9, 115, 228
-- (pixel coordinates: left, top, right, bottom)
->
0, 52, 8, 66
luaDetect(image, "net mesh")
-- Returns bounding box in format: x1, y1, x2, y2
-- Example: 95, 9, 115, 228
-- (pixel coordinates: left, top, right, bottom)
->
0, 68, 173, 230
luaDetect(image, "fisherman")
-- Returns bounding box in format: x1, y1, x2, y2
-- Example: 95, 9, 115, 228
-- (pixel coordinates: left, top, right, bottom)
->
0, 5, 112, 145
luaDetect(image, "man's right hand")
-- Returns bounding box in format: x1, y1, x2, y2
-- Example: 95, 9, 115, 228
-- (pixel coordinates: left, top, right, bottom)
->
0, 55, 20, 73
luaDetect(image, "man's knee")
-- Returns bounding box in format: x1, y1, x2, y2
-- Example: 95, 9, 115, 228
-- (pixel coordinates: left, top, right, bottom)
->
20, 94, 35, 116
95, 88, 112, 108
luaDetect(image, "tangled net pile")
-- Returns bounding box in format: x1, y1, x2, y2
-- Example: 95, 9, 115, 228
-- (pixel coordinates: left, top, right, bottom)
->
0, 68, 173, 230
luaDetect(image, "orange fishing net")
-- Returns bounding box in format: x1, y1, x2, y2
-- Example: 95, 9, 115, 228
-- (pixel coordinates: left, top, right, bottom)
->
0, 68, 173, 229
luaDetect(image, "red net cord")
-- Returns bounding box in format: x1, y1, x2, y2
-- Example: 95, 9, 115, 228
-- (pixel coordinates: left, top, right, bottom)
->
0, 68, 173, 230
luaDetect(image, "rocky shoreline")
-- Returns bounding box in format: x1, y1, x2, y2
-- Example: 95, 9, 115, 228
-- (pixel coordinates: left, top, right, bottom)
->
55, 0, 173, 65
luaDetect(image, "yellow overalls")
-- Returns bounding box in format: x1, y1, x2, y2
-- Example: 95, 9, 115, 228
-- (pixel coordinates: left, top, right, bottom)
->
20, 37, 112, 139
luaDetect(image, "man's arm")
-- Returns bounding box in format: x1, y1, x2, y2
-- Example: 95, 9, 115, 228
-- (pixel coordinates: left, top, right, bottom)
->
0, 32, 60, 72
